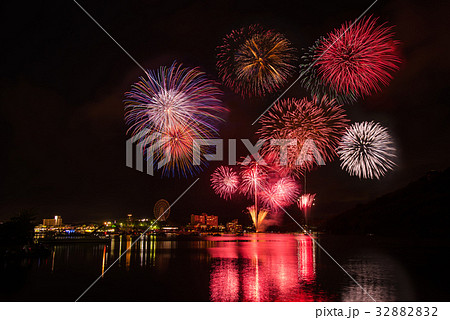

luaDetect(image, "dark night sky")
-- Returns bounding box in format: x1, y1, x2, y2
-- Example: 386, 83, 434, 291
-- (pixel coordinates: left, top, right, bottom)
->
1, 0, 449, 225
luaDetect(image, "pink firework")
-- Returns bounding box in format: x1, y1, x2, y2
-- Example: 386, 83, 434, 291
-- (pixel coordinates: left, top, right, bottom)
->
298, 193, 316, 225
261, 177, 300, 210
211, 166, 240, 200
315, 16, 401, 98
298, 193, 316, 211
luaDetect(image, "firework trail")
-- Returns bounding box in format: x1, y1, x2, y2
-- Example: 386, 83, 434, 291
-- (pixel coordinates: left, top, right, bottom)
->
211, 166, 240, 200
257, 96, 349, 176
124, 62, 228, 177
217, 24, 297, 97
297, 193, 316, 225
239, 161, 268, 198
247, 205, 269, 232
299, 16, 401, 102
337, 121, 397, 179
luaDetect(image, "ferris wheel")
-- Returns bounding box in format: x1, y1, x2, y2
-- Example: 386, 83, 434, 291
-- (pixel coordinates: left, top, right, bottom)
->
153, 199, 170, 221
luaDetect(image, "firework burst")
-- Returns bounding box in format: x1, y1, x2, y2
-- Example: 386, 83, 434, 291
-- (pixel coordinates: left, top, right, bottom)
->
217, 25, 297, 97
211, 166, 240, 200
239, 162, 268, 198
261, 177, 300, 210
299, 37, 359, 105
300, 17, 401, 101
337, 121, 397, 179
124, 62, 228, 177
257, 96, 349, 176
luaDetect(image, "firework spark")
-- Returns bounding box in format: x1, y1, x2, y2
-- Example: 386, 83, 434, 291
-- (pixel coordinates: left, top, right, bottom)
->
257, 96, 349, 176
247, 205, 269, 232
298, 193, 316, 212
300, 17, 401, 101
211, 166, 240, 200
337, 121, 396, 179
239, 162, 268, 198
297, 193, 316, 226
124, 62, 227, 177
217, 25, 297, 97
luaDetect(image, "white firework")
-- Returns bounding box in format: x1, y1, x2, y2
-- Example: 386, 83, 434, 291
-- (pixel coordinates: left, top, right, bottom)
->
338, 121, 396, 179
211, 166, 240, 200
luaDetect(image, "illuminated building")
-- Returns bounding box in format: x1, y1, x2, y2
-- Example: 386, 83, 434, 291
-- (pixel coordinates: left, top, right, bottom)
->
226, 219, 242, 233
190, 213, 219, 229
43, 215, 62, 226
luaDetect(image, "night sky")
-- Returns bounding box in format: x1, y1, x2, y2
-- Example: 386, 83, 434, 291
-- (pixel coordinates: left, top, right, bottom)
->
1, 0, 449, 225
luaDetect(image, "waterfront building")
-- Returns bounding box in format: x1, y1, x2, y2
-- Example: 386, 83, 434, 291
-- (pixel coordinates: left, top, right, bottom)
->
190, 213, 219, 229
43, 215, 62, 226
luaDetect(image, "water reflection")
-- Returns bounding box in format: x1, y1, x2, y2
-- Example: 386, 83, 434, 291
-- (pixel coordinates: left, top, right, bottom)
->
208, 234, 328, 301
2, 234, 418, 301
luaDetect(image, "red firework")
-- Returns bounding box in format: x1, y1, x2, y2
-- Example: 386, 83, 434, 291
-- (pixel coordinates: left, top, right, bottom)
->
316, 16, 401, 98
257, 96, 349, 177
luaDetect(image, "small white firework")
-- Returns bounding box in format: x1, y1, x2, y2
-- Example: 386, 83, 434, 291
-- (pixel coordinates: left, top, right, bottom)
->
338, 121, 396, 179
210, 166, 240, 200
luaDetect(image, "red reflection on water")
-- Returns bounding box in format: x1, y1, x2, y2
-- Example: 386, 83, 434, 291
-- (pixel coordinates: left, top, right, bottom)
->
208, 234, 328, 301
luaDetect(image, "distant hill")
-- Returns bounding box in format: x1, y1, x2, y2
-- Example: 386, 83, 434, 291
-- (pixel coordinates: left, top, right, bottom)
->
322, 168, 450, 237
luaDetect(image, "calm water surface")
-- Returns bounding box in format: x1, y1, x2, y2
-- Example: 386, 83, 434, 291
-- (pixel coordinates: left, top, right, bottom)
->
1, 234, 448, 301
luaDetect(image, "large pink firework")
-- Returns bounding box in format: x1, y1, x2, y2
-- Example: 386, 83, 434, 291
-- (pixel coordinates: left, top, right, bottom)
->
315, 16, 401, 98
211, 166, 240, 200
257, 96, 349, 176
217, 25, 297, 97
261, 177, 301, 210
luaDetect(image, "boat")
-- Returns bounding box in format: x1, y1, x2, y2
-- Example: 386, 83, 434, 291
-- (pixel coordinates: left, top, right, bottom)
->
38, 234, 110, 244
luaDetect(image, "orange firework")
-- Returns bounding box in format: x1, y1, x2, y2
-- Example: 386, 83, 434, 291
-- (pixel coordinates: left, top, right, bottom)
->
247, 205, 269, 232
217, 25, 297, 97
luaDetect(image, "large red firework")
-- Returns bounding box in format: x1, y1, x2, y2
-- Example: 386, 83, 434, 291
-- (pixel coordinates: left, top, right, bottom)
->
315, 16, 401, 98
257, 96, 349, 176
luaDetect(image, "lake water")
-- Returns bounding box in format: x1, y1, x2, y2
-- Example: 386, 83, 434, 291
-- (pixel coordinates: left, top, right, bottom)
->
1, 233, 448, 301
